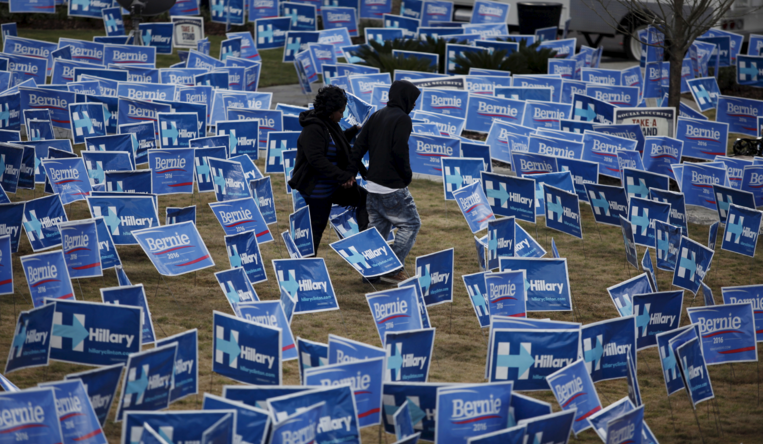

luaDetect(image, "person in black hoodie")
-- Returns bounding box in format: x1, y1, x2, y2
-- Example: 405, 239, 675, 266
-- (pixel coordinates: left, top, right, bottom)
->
349, 80, 421, 284
288, 85, 368, 254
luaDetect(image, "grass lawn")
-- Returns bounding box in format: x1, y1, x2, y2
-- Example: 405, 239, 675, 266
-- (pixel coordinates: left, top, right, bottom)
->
13, 28, 297, 88
1, 153, 762, 443
2, 27, 762, 444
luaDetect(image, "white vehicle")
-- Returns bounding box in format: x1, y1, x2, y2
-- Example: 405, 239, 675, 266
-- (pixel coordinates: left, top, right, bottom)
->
450, 0, 763, 59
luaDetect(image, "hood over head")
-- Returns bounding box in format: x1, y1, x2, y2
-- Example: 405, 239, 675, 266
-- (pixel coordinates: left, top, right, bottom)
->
387, 80, 421, 114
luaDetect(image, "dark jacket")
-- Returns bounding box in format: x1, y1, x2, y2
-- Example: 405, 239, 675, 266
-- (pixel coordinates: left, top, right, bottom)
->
288, 110, 364, 196
349, 80, 421, 189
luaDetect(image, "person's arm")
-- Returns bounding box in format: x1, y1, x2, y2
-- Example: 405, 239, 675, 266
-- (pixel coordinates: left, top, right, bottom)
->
343, 125, 360, 142
391, 116, 413, 186
347, 121, 370, 177
301, 125, 354, 182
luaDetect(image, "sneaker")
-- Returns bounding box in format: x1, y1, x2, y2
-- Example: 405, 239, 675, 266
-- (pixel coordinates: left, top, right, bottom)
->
380, 270, 408, 284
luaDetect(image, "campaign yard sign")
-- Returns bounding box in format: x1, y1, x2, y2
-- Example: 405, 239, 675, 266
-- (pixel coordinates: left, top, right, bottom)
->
628, 197, 671, 248
721, 204, 762, 257
101, 285, 155, 347
367, 286, 423, 344
607, 274, 652, 317
488, 328, 581, 390
382, 382, 451, 441
215, 268, 259, 312
115, 343, 177, 421
41, 158, 93, 205
547, 359, 602, 435
544, 184, 582, 239
633, 290, 683, 349
0, 236, 13, 294
23, 194, 67, 251
435, 382, 513, 444
289, 206, 314, 258
225, 230, 267, 284
237, 301, 297, 362
296, 338, 328, 384
59, 219, 102, 279
5, 303, 54, 373
581, 316, 637, 382
147, 148, 194, 195
441, 157, 485, 201
330, 228, 403, 278
209, 198, 273, 243
328, 334, 386, 365
273, 258, 340, 314
384, 328, 435, 383
415, 248, 454, 306
213, 311, 282, 386
486, 217, 515, 270
687, 304, 758, 364
0, 388, 64, 444
453, 181, 495, 233
50, 299, 142, 366
481, 172, 535, 223
584, 183, 628, 227
673, 235, 714, 294
654, 220, 681, 271
398, 277, 432, 329
65, 363, 124, 426
408, 133, 460, 177
39, 379, 107, 444
304, 357, 385, 427
499, 258, 572, 312
132, 222, 214, 277
676, 338, 714, 408
82, 151, 132, 187
87, 195, 160, 245
485, 271, 526, 318
21, 250, 74, 307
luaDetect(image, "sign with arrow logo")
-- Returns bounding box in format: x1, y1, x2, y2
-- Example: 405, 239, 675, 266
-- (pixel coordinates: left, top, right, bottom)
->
116, 342, 178, 421
632, 290, 683, 350
481, 172, 535, 222
672, 235, 714, 294
384, 328, 435, 383
606, 273, 652, 317
721, 203, 762, 258
212, 310, 282, 385
581, 316, 637, 383
330, 228, 403, 278
463, 272, 490, 328
50, 299, 142, 366
5, 303, 55, 373
87, 195, 160, 245
498, 258, 572, 312
488, 328, 580, 390
544, 183, 582, 239
272, 258, 339, 314
627, 196, 671, 248
82, 151, 132, 187
65, 363, 124, 426
441, 157, 485, 201
214, 267, 259, 314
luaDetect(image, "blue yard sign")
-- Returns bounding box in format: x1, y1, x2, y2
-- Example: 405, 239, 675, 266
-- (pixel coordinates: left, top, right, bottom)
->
209, 198, 273, 242
289, 206, 314, 258
721, 204, 762, 257
499, 258, 572, 312
581, 316, 637, 382
485, 271, 526, 318
87, 195, 160, 245
0, 388, 63, 444
481, 172, 535, 223
101, 284, 156, 346
688, 303, 758, 364
606, 273, 652, 317
50, 299, 142, 366
415, 248, 454, 306
368, 286, 424, 344
59, 219, 102, 279
132, 221, 214, 276
628, 197, 671, 248
5, 303, 55, 374
237, 301, 298, 362
116, 343, 177, 421
633, 290, 683, 350
547, 359, 601, 435
330, 228, 403, 278
384, 328, 435, 382
21, 250, 74, 307
453, 181, 495, 233
148, 148, 195, 195
676, 338, 715, 408
225, 230, 267, 284
272, 258, 340, 314
544, 183, 582, 239
213, 310, 282, 385
64, 363, 124, 426
488, 328, 580, 390
673, 235, 714, 294
435, 382, 513, 444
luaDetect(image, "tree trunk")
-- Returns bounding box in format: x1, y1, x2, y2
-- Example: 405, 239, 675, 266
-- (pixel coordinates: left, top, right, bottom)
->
668, 0, 685, 110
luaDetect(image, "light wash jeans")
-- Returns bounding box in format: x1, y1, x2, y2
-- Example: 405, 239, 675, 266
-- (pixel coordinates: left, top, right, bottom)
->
366, 187, 421, 271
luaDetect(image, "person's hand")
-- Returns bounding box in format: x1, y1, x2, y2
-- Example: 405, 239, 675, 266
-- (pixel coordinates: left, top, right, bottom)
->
341, 178, 356, 189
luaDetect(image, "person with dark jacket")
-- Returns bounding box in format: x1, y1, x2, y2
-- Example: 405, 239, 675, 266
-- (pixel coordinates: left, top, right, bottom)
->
349, 80, 421, 284
288, 85, 368, 254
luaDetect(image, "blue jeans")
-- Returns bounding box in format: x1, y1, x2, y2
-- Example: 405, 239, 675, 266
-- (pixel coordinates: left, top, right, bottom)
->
366, 188, 421, 270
